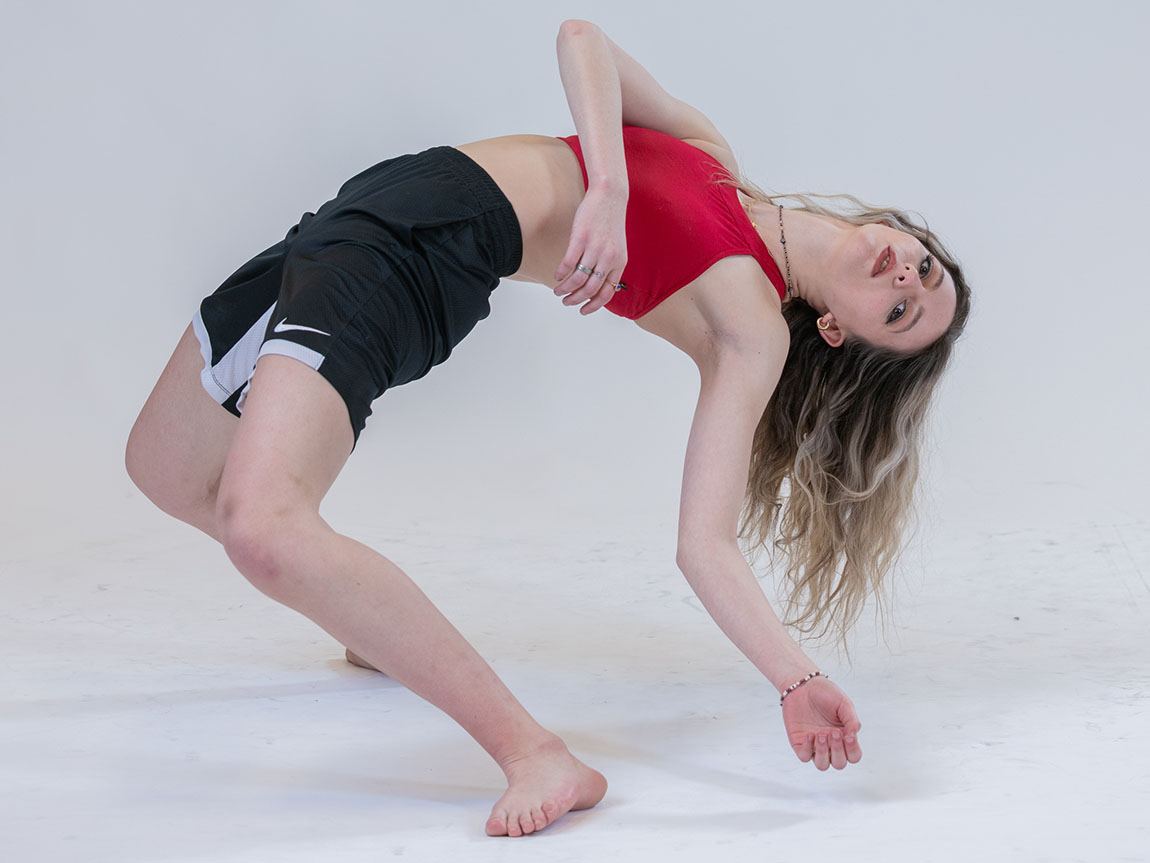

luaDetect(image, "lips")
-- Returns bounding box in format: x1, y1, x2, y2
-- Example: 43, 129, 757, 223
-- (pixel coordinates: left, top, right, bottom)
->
872, 245, 894, 277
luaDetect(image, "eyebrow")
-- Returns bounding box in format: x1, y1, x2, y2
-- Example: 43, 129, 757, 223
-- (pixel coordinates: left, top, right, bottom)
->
929, 262, 947, 291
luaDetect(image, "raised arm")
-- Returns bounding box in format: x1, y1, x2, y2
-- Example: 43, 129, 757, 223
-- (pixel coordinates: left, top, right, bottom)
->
677, 321, 863, 771
556, 19, 734, 183
552, 20, 736, 312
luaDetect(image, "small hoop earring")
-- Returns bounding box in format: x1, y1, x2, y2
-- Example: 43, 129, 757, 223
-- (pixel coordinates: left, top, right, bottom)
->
817, 317, 831, 331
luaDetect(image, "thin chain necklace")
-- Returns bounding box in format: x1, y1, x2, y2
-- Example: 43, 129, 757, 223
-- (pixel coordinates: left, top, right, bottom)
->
743, 198, 794, 299
777, 204, 793, 298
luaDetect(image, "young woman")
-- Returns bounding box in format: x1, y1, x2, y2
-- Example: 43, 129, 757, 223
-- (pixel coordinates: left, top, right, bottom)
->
125, 19, 969, 838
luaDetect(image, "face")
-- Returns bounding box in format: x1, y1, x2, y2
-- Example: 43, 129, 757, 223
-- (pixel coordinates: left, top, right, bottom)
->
818, 223, 957, 353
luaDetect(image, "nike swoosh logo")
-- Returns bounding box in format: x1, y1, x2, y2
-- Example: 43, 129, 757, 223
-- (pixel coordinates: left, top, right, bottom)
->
274, 318, 330, 337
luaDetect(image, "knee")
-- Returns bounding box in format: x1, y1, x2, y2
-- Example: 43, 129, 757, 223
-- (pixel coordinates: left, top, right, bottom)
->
215, 495, 312, 601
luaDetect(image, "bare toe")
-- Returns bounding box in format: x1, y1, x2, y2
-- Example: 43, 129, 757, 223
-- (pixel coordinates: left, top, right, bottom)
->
485, 737, 607, 838
484, 812, 508, 837
344, 648, 380, 671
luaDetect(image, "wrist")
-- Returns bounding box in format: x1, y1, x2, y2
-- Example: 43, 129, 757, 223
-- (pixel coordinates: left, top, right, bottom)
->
778, 670, 827, 705
587, 173, 628, 199
755, 644, 821, 695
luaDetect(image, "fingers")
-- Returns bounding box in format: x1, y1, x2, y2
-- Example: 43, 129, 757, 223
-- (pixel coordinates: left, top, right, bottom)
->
561, 267, 607, 307
835, 699, 863, 764
816, 729, 862, 771
554, 262, 625, 314
553, 227, 626, 314
577, 267, 623, 315
844, 729, 863, 764
554, 235, 589, 286
792, 736, 814, 763
554, 254, 592, 296
812, 733, 831, 771
809, 731, 864, 773
828, 732, 848, 770
583, 266, 624, 314
794, 728, 862, 771
553, 233, 601, 296
785, 681, 864, 771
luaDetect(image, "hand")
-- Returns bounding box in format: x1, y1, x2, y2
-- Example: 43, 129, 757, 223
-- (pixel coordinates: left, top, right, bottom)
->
553, 183, 628, 315
781, 676, 863, 771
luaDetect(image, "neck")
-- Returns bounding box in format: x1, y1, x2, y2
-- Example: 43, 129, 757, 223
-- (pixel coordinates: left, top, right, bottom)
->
745, 200, 849, 313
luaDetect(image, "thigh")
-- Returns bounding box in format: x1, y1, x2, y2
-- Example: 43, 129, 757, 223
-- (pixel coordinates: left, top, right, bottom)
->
126, 323, 238, 532
215, 353, 354, 525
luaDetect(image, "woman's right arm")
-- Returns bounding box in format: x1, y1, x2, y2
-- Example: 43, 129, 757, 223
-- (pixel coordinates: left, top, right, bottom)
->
676, 320, 863, 771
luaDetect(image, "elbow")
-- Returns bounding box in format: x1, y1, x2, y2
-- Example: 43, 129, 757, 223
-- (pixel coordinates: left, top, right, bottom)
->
675, 544, 697, 575
557, 19, 598, 43
675, 536, 719, 575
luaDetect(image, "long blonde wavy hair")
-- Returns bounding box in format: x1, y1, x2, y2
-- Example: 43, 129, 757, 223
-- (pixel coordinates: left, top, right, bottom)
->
734, 184, 972, 645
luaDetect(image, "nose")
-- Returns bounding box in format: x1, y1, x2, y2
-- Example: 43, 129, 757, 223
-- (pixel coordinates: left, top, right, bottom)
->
895, 263, 924, 289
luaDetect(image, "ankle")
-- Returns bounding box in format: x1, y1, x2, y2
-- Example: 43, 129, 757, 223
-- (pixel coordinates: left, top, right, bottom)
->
495, 732, 569, 775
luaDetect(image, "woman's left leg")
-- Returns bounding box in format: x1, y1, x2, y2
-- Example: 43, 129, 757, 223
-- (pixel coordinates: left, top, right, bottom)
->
215, 354, 606, 837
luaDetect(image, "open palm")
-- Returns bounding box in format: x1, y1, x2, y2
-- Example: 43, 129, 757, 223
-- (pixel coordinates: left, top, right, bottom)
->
781, 677, 863, 771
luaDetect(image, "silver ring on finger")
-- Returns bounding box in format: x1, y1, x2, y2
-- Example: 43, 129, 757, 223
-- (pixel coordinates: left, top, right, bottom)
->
592, 270, 604, 278
576, 263, 594, 275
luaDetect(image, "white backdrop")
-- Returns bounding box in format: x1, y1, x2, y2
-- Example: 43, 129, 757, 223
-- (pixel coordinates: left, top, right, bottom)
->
4, 4, 1150, 860
2, 0, 1147, 549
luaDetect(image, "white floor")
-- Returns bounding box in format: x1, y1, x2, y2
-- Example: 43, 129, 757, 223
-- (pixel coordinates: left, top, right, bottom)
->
4, 490, 1148, 863
5, 1, 1149, 859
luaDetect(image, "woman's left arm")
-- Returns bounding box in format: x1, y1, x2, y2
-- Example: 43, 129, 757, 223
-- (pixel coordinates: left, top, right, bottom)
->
552, 19, 739, 312
553, 20, 630, 312
677, 324, 863, 770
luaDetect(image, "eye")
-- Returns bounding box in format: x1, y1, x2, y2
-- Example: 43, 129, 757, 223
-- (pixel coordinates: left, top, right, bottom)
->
887, 302, 906, 324
918, 254, 935, 280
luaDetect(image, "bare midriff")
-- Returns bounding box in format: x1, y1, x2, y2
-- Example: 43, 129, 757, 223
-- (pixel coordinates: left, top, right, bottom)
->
454, 134, 782, 359
453, 135, 589, 286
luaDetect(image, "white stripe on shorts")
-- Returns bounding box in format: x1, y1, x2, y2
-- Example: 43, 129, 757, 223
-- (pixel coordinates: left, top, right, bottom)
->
192, 303, 276, 407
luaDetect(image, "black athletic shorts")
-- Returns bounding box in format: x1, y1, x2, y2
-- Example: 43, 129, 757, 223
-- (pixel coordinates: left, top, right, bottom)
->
192, 145, 523, 444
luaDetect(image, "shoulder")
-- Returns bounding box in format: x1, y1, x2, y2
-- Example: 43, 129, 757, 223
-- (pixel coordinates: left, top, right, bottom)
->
617, 124, 740, 177
681, 136, 740, 178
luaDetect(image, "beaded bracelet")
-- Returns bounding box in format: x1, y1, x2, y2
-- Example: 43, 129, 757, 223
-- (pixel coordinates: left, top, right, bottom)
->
779, 671, 827, 705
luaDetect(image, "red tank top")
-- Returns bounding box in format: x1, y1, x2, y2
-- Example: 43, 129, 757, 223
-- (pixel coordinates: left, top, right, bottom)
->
558, 126, 786, 319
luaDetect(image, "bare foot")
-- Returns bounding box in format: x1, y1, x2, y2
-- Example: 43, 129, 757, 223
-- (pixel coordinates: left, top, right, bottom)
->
485, 737, 607, 837
345, 648, 382, 672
